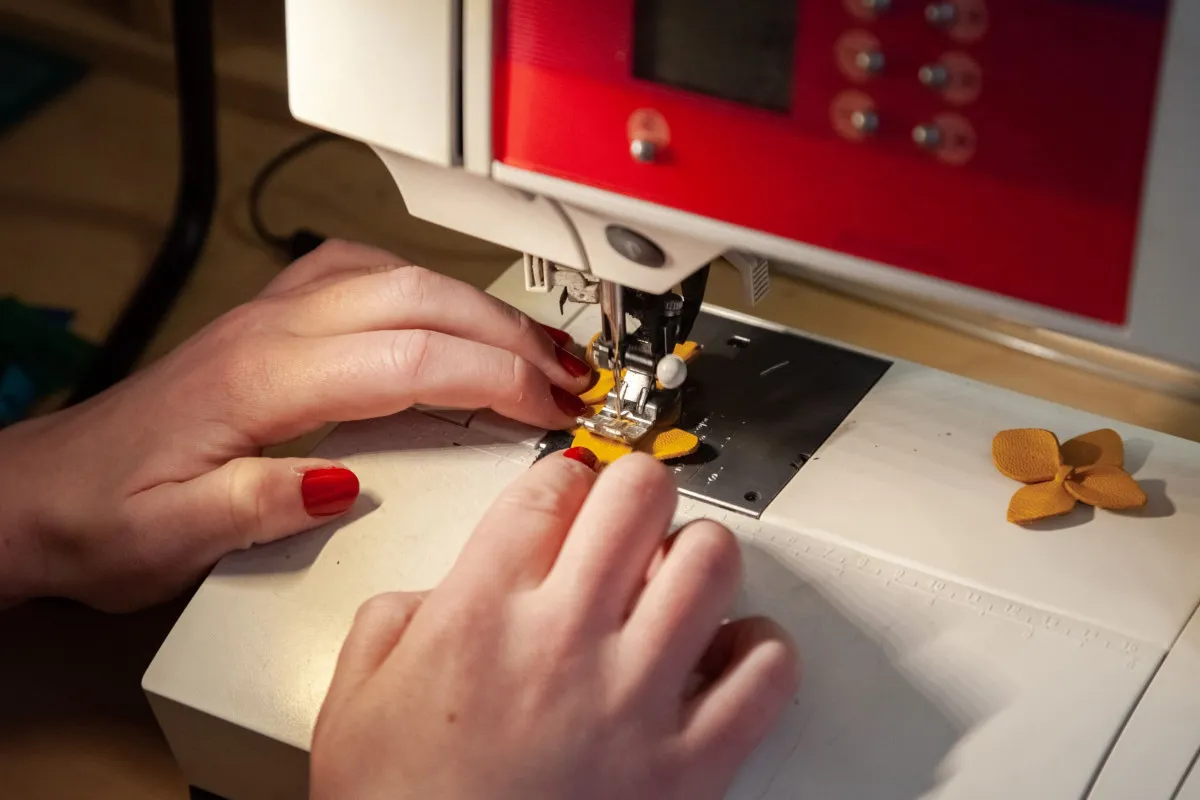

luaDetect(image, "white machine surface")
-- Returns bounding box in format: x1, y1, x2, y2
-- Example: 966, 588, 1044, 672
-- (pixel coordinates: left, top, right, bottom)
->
145, 264, 1200, 800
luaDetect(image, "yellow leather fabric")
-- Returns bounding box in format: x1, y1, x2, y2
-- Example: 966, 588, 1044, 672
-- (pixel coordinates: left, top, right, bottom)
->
569, 336, 704, 469
993, 428, 1146, 524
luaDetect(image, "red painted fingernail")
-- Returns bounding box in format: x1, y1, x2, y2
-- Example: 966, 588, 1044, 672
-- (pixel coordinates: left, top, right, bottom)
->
564, 446, 599, 471
556, 346, 593, 378
551, 385, 587, 417
539, 323, 573, 348
302, 467, 360, 517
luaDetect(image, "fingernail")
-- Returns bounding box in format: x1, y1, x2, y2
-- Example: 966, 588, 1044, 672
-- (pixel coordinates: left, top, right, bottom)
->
539, 323, 573, 348
556, 346, 593, 378
302, 467, 360, 517
564, 446, 599, 471
551, 385, 587, 417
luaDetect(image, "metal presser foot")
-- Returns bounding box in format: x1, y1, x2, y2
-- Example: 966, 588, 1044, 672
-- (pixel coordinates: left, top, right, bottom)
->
580, 268, 709, 446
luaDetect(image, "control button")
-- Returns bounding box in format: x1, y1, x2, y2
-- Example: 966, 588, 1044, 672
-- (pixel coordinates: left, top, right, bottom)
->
850, 109, 880, 136
830, 90, 878, 142
605, 225, 666, 268
629, 139, 657, 163
835, 30, 883, 83
854, 50, 886, 75
913, 113, 976, 165
926, 0, 988, 42
920, 52, 982, 104
626, 108, 670, 163
925, 2, 957, 27
918, 64, 950, 89
912, 123, 943, 150
844, 0, 891, 20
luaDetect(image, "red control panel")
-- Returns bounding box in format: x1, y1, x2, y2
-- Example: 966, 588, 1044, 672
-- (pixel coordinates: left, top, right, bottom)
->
493, 0, 1169, 324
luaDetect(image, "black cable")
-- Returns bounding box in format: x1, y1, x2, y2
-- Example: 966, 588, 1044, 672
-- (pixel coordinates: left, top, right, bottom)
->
248, 130, 339, 260
67, 0, 217, 405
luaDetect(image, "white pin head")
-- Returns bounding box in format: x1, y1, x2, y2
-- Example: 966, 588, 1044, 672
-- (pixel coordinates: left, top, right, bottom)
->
655, 354, 688, 390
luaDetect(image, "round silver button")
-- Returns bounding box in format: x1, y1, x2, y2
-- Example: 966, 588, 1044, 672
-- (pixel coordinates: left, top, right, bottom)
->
918, 63, 950, 89
854, 50, 886, 75
925, 2, 957, 27
629, 139, 657, 163
850, 109, 880, 136
912, 123, 943, 149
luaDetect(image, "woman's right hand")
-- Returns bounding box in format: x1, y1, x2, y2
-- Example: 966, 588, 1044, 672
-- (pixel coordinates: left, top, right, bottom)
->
311, 452, 799, 800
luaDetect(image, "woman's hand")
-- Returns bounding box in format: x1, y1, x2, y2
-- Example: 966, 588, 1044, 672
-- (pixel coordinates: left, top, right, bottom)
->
0, 240, 592, 610
311, 452, 799, 800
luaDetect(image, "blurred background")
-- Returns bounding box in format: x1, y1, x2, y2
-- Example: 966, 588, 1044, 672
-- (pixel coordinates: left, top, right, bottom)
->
0, 2, 1197, 798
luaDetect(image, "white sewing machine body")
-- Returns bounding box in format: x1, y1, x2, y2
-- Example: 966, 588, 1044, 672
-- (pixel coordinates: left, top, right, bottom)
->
145, 1, 1200, 797
145, 267, 1200, 799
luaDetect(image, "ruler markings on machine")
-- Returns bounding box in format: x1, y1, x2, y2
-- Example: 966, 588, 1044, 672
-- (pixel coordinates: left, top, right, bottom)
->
676, 497, 1155, 669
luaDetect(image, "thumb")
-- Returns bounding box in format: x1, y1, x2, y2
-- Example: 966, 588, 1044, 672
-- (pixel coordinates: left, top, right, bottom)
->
141, 457, 362, 560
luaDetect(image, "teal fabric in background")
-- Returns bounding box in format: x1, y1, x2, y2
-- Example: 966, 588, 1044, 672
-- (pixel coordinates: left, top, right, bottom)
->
0, 34, 86, 135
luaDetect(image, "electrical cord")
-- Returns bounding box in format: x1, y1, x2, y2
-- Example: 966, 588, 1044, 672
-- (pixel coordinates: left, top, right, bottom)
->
248, 130, 340, 260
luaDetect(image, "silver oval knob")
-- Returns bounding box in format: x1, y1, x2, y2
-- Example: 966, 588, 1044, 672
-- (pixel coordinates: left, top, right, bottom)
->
918, 63, 951, 89
630, 139, 657, 163
850, 110, 880, 136
925, 2, 957, 27
854, 50, 886, 75
912, 123, 943, 149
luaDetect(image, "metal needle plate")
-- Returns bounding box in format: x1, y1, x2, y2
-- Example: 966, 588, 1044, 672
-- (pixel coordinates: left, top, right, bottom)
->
537, 311, 890, 518
660, 312, 890, 516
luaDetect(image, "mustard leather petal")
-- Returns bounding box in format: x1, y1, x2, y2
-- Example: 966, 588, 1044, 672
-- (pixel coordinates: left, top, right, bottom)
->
993, 429, 1062, 484
1065, 465, 1147, 510
1008, 482, 1077, 524
1061, 429, 1124, 470
579, 369, 615, 406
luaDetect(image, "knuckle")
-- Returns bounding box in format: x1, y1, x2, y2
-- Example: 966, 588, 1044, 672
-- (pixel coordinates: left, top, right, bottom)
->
311, 237, 359, 263
677, 521, 742, 585
526, 603, 589, 664
224, 459, 266, 546
388, 329, 433, 382
389, 264, 435, 307
506, 354, 538, 406
353, 591, 414, 628
508, 303, 538, 345
209, 338, 274, 406
495, 473, 582, 522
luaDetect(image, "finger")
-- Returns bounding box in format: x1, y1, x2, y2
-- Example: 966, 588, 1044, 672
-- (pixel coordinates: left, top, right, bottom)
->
258, 239, 411, 298
257, 330, 588, 440
128, 457, 362, 568
681, 617, 800, 778
279, 265, 592, 390
444, 448, 599, 596
545, 453, 678, 624
322, 590, 426, 713
622, 520, 742, 687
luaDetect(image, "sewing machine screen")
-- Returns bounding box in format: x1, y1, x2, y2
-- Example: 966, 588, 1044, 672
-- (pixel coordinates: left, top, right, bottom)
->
632, 0, 797, 112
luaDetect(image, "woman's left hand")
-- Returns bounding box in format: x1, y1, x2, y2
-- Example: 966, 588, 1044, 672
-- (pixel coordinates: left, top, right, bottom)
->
0, 240, 592, 611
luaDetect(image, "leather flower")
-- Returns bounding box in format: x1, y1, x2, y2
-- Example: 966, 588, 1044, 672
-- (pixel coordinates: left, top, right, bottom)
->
567, 336, 702, 468
992, 428, 1146, 524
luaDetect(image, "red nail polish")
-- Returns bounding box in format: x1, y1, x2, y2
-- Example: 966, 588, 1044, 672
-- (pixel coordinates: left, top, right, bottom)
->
539, 323, 573, 348
564, 446, 599, 471
302, 467, 360, 517
551, 385, 587, 417
556, 346, 593, 378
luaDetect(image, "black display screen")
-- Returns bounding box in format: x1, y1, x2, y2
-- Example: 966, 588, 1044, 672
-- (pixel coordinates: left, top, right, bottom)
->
632, 0, 797, 112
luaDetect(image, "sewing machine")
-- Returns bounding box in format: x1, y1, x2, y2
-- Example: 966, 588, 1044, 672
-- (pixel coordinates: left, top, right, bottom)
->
144, 2, 1200, 798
